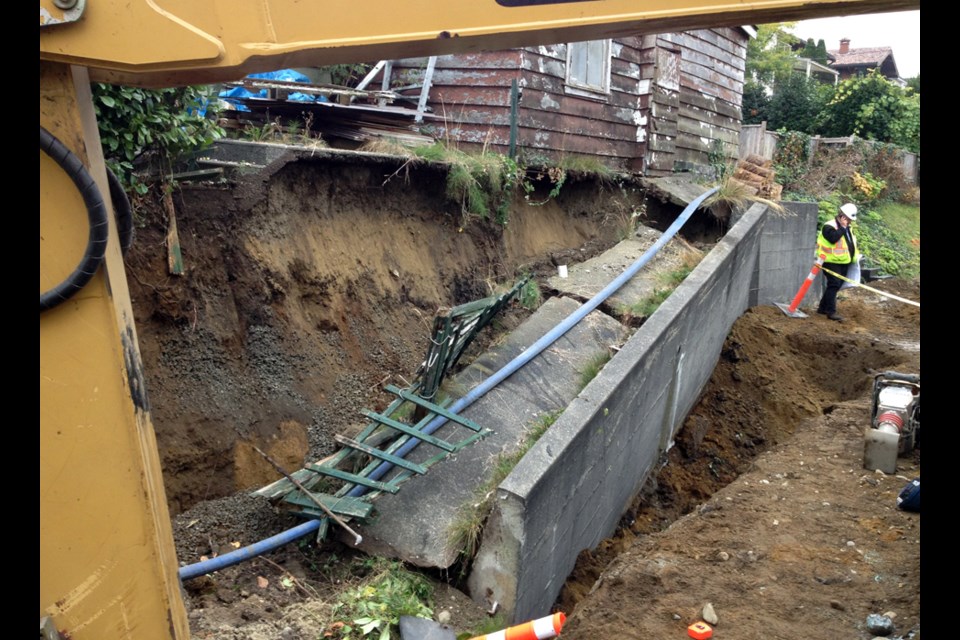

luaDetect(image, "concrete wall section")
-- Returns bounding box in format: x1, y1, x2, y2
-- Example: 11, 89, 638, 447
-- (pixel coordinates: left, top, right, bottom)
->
468, 202, 816, 622
750, 201, 821, 308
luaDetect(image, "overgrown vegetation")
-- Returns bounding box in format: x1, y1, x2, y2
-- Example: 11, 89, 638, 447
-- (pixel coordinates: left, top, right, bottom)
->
326, 558, 434, 640
703, 170, 785, 224
777, 139, 920, 278
412, 144, 525, 226
619, 258, 701, 321
92, 84, 224, 194
744, 24, 920, 156
579, 350, 613, 391
448, 410, 562, 575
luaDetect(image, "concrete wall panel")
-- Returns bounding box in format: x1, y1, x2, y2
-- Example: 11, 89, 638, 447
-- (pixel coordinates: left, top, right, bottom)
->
469, 201, 817, 621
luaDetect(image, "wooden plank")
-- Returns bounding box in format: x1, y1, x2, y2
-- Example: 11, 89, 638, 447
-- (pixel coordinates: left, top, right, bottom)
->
162, 191, 184, 276
334, 434, 428, 474
283, 492, 375, 519
306, 463, 400, 493
384, 385, 484, 432
650, 119, 679, 137
681, 89, 742, 120
647, 136, 676, 153
679, 105, 740, 130
362, 410, 456, 452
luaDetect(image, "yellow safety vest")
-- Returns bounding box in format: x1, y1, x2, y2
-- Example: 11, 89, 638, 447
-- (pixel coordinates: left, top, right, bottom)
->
816, 219, 859, 265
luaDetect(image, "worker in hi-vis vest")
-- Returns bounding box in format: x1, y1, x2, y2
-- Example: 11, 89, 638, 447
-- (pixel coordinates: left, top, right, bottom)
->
815, 202, 861, 323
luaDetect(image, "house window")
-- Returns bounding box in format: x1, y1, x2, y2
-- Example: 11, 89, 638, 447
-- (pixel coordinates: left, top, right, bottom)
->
566, 39, 611, 96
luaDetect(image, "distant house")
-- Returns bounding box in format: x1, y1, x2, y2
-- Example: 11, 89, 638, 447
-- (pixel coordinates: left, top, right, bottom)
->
386, 27, 753, 177
792, 57, 839, 84
828, 39, 903, 84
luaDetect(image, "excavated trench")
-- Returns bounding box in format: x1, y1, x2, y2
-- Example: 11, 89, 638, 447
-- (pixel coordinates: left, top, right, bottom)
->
125, 151, 920, 637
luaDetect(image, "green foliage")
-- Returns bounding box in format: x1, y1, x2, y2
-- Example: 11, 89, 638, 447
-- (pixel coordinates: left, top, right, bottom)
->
579, 351, 613, 391
746, 23, 800, 87
631, 288, 672, 318
330, 559, 434, 640
92, 84, 223, 194
413, 144, 524, 226
814, 39, 829, 66
850, 202, 920, 278
772, 130, 811, 191
766, 74, 832, 134
460, 614, 511, 639
517, 278, 542, 310
818, 69, 920, 153
621, 260, 701, 320
318, 63, 374, 86
707, 139, 729, 180
906, 74, 920, 94
741, 82, 770, 125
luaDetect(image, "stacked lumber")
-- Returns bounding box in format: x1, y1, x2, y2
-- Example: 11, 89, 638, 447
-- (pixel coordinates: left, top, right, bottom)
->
730, 155, 782, 200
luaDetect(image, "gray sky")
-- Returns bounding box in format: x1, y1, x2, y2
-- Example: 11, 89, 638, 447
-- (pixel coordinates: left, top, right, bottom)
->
790, 10, 919, 78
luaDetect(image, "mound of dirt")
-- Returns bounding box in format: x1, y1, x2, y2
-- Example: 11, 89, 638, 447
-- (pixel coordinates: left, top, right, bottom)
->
560, 278, 921, 640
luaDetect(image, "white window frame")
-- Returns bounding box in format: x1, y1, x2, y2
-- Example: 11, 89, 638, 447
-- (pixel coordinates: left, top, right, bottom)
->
565, 39, 612, 97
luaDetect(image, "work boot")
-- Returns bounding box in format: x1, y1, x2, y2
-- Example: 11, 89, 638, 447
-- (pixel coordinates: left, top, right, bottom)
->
816, 309, 828, 315
828, 313, 844, 322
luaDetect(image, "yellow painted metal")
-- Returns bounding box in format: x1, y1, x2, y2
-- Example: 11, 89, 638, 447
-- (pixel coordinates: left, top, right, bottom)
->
40, 0, 919, 87
39, 62, 189, 640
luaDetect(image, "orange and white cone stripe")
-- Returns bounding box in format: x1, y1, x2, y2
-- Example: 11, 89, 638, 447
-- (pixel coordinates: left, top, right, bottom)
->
468, 612, 567, 640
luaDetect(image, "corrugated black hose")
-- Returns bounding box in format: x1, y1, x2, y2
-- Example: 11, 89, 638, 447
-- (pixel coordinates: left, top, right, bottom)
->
40, 125, 120, 312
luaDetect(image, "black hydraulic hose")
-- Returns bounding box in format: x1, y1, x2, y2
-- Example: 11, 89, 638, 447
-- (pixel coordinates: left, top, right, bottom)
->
40, 125, 110, 313
106, 164, 134, 255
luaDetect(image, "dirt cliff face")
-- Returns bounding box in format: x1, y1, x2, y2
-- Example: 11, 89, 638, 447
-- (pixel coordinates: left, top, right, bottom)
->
125, 157, 641, 514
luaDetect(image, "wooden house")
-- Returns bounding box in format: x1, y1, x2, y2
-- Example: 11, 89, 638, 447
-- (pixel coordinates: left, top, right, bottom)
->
828, 39, 902, 83
386, 27, 752, 176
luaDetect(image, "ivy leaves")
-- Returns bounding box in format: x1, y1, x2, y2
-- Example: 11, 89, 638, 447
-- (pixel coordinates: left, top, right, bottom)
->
92, 84, 224, 193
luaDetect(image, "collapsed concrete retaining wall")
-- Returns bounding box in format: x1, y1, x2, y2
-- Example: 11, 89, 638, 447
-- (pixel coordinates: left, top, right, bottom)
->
467, 201, 819, 621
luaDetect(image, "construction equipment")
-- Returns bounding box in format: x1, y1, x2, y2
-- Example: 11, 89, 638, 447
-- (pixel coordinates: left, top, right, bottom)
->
864, 371, 920, 474
40, 1, 920, 637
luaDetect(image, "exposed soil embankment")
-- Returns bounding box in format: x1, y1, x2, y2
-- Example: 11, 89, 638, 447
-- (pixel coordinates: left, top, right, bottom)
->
126, 157, 650, 514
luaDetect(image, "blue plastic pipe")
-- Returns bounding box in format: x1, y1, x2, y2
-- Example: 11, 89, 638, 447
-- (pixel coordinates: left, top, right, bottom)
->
178, 186, 718, 581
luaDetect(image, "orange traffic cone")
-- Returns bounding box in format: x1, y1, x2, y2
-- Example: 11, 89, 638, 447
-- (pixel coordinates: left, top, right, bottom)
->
468, 612, 566, 640
776, 254, 825, 318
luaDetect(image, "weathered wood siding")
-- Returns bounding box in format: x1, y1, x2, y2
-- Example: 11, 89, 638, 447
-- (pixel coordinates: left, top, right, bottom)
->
392, 27, 746, 176
646, 28, 746, 176
392, 42, 652, 171
392, 51, 523, 149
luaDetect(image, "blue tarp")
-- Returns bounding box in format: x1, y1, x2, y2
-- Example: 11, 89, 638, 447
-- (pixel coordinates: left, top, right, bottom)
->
219, 69, 328, 111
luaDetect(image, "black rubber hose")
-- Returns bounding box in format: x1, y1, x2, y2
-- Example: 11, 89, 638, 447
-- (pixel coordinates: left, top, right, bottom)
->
106, 164, 134, 255
40, 125, 110, 313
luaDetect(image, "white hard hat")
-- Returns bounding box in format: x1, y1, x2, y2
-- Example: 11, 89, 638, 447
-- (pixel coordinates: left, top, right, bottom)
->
839, 203, 858, 220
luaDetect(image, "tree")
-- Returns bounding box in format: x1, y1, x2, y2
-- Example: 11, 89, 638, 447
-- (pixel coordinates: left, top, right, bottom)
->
745, 23, 801, 88
814, 39, 829, 65
818, 69, 920, 153
906, 74, 920, 94
741, 82, 771, 125
766, 73, 832, 134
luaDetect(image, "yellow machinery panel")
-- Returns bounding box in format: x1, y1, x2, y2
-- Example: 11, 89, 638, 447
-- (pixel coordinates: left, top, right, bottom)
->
40, 0, 919, 86
40, 62, 188, 639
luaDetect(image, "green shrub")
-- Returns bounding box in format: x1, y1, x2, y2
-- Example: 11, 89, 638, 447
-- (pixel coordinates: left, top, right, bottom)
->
92, 84, 223, 194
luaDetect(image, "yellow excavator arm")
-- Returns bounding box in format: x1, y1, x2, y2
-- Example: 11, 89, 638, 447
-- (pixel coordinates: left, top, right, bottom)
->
39, 2, 918, 638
